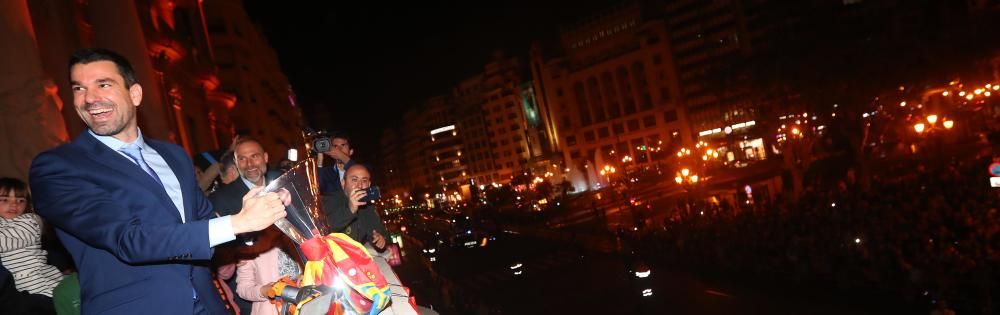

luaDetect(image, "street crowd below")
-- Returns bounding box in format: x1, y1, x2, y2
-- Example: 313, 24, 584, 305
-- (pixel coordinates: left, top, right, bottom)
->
640, 152, 999, 314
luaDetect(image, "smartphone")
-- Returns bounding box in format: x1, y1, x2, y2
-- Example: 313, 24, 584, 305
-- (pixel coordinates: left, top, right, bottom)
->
361, 185, 381, 203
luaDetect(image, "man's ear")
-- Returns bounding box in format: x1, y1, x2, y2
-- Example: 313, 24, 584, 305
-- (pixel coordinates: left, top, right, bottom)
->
129, 84, 143, 106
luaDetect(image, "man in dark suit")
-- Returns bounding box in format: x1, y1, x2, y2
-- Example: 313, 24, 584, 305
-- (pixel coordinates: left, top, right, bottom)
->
207, 137, 282, 314
317, 133, 355, 194
209, 138, 282, 217
323, 164, 389, 251
29, 48, 287, 315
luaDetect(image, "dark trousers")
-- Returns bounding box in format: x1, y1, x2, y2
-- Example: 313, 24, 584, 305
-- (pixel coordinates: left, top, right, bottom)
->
0, 277, 56, 315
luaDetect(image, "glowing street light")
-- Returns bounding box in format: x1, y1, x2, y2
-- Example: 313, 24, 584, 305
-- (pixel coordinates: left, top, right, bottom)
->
926, 114, 938, 125
674, 176, 683, 184
943, 120, 954, 129
681, 168, 690, 177
914, 123, 926, 133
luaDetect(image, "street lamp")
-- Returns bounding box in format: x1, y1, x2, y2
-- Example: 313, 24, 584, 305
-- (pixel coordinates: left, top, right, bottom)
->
914, 123, 926, 133
943, 120, 954, 129
926, 114, 938, 125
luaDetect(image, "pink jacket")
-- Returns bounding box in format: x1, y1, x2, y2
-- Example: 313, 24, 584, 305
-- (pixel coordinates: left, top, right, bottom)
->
236, 246, 282, 315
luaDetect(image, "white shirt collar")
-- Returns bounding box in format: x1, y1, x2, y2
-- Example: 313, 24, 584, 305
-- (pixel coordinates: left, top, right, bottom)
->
89, 128, 147, 151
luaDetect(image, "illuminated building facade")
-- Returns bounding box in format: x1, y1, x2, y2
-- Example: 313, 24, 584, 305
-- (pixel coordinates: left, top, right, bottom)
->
530, 2, 689, 191
0, 0, 300, 178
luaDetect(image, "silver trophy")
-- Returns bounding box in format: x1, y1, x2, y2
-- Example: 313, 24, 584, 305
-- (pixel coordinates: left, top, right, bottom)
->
258, 158, 432, 315
261, 158, 330, 244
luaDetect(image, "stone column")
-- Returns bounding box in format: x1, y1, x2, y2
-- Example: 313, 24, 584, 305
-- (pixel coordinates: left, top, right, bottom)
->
27, 0, 88, 137
0, 0, 69, 179
87, 0, 172, 141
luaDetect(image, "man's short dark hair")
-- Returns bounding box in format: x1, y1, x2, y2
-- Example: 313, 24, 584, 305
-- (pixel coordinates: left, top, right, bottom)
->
233, 136, 264, 149
69, 48, 138, 87
220, 152, 237, 170
331, 132, 350, 145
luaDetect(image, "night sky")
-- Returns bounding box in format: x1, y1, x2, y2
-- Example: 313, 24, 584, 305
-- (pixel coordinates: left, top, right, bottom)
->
243, 1, 621, 162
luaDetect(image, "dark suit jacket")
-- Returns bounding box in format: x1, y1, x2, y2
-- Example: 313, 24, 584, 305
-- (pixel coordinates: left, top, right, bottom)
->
207, 170, 282, 216
29, 132, 226, 315
322, 192, 389, 247
317, 160, 355, 194
205, 169, 281, 315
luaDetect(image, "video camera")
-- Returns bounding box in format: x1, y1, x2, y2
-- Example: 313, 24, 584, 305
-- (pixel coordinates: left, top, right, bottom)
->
304, 128, 331, 155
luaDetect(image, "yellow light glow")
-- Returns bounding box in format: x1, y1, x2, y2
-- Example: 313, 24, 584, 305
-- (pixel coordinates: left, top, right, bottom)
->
914, 123, 926, 133
899, 101, 906, 107
689, 175, 699, 183
926, 115, 938, 124
942, 91, 949, 96
702, 155, 708, 161
675, 176, 683, 184
681, 168, 690, 177
959, 91, 967, 96
966, 94, 974, 101
791, 128, 800, 135
986, 91, 992, 97
943, 120, 954, 129
975, 89, 984, 95
993, 85, 999, 91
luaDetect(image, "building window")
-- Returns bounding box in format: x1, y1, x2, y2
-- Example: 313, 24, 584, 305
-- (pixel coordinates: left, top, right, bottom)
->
566, 135, 577, 145
587, 77, 606, 122
597, 127, 610, 139
574, 82, 592, 126
643, 115, 656, 127
570, 150, 581, 159
628, 119, 641, 131
613, 123, 625, 134
663, 110, 678, 122
584, 130, 595, 142
510, 124, 519, 131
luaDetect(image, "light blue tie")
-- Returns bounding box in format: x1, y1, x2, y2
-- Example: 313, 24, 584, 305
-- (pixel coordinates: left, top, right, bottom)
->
119, 145, 163, 187
121, 144, 196, 299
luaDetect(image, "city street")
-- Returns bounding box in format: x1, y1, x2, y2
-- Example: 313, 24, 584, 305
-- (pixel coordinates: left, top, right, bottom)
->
394, 223, 897, 315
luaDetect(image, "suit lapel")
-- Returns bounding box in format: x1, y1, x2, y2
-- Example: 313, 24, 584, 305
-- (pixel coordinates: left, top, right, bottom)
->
75, 133, 182, 222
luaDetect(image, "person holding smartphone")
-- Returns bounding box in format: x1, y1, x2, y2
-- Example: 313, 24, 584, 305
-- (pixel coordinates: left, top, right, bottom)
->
322, 164, 388, 251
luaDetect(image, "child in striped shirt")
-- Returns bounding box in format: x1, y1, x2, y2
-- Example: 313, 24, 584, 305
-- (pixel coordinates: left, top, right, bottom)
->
0, 177, 63, 297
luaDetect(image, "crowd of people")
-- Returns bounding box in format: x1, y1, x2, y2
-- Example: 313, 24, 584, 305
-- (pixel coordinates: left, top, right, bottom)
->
643, 153, 999, 314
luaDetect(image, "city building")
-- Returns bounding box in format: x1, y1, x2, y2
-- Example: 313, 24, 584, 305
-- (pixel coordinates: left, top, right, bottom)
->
481, 53, 533, 182
530, 1, 688, 191
203, 0, 304, 159
453, 74, 499, 186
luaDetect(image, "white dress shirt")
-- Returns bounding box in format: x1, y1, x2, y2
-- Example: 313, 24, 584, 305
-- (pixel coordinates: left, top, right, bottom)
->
89, 129, 235, 247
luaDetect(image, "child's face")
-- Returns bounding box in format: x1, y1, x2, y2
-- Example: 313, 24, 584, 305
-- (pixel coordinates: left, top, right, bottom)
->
0, 191, 27, 220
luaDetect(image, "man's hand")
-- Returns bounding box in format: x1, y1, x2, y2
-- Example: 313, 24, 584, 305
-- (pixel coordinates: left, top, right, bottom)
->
225, 135, 241, 155
371, 229, 386, 250
347, 189, 366, 214
324, 148, 350, 165
260, 282, 276, 297
231, 187, 287, 234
